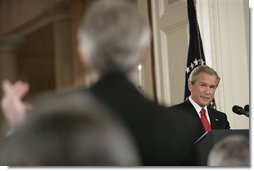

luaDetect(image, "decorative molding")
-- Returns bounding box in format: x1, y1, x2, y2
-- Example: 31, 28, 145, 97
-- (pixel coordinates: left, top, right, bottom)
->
167, 0, 185, 5
168, 0, 178, 4
159, 30, 171, 105
163, 20, 188, 33
0, 36, 24, 51
201, 0, 249, 129
0, 0, 69, 36
159, 0, 185, 18
152, 0, 189, 105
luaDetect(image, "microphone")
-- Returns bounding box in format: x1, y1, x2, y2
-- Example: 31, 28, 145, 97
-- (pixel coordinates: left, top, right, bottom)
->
232, 105, 249, 117
244, 105, 249, 112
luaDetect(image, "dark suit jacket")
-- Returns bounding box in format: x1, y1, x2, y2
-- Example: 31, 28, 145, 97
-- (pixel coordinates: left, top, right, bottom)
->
167, 99, 231, 143
89, 73, 200, 166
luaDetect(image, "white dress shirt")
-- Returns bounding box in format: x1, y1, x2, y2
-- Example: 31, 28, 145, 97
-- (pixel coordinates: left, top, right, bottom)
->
188, 96, 211, 124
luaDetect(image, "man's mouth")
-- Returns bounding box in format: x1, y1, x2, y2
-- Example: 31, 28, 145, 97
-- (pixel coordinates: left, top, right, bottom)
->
200, 96, 210, 100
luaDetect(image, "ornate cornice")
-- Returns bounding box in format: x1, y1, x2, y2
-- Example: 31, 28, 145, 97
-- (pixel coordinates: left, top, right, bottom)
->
0, 0, 69, 36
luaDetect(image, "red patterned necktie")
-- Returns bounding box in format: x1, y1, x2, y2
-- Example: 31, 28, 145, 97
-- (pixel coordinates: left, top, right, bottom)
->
200, 108, 211, 132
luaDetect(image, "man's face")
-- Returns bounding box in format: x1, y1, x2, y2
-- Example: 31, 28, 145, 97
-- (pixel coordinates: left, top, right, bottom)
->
188, 72, 218, 107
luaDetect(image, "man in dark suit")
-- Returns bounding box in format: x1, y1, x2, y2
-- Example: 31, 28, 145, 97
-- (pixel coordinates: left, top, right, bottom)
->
88, 72, 200, 165
167, 65, 230, 142
1, 0, 200, 166
77, 0, 200, 165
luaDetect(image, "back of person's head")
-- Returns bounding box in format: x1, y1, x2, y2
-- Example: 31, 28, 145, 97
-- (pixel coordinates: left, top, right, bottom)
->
0, 92, 140, 166
207, 135, 249, 166
78, 0, 150, 74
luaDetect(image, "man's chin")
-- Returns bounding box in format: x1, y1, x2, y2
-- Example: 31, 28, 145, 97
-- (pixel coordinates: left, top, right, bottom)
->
200, 101, 210, 107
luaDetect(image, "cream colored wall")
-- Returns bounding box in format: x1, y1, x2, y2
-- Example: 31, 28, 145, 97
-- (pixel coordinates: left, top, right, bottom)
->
197, 0, 249, 129
151, 0, 188, 106
137, 0, 155, 100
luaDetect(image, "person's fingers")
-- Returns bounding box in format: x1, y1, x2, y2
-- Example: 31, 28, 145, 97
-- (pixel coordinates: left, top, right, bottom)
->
14, 81, 29, 98
2, 80, 29, 99
2, 80, 13, 95
1, 80, 29, 129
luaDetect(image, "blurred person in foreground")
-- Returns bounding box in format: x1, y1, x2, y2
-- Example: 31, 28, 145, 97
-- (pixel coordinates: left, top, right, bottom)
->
0, 92, 140, 166
1, 0, 201, 166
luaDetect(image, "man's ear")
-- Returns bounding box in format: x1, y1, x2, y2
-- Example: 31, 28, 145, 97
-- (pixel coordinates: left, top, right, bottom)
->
188, 81, 193, 92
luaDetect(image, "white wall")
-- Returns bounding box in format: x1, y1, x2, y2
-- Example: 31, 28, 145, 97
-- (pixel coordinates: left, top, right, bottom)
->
197, 0, 249, 129
151, 0, 189, 106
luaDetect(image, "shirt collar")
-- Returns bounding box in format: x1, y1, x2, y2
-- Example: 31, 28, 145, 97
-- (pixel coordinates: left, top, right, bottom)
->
188, 96, 208, 116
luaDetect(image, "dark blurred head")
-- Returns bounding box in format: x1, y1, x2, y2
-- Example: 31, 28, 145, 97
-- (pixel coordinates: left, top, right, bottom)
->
208, 135, 249, 166
0, 92, 140, 166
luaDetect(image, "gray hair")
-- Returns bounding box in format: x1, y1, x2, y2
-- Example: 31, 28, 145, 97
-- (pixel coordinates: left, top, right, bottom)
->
188, 65, 220, 86
208, 135, 249, 166
78, 0, 151, 74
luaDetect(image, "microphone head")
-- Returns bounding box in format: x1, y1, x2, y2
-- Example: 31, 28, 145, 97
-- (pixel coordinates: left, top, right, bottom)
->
232, 105, 245, 115
244, 105, 249, 112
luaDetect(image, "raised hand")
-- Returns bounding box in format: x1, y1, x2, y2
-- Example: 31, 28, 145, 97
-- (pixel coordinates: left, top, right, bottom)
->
1, 80, 32, 129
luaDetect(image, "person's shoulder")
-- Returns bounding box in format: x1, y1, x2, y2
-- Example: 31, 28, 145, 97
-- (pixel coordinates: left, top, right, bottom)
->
208, 107, 230, 129
208, 107, 225, 113
32, 86, 92, 108
166, 100, 190, 110
138, 95, 168, 113
208, 107, 227, 116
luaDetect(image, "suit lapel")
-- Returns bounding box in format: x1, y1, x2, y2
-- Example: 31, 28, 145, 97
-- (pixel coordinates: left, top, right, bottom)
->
183, 100, 200, 120
208, 108, 218, 129
183, 100, 205, 131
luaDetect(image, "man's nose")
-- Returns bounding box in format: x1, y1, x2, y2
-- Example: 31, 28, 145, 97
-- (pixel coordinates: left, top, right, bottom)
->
204, 87, 211, 94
